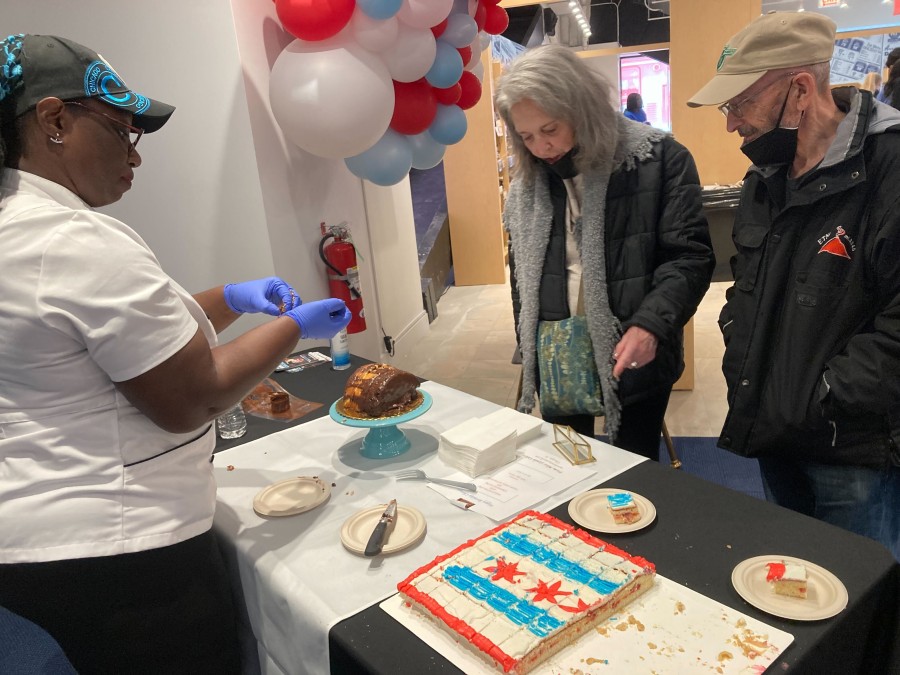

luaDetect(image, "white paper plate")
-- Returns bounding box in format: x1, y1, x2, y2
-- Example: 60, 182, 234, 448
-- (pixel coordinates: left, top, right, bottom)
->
341, 505, 426, 556
252, 476, 331, 517
567, 488, 656, 533
731, 555, 848, 621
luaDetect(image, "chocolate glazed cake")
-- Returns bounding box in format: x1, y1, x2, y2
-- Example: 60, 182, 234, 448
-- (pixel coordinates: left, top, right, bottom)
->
341, 364, 420, 418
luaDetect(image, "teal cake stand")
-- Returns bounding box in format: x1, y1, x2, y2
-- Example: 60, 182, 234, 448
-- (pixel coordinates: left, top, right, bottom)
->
329, 390, 432, 459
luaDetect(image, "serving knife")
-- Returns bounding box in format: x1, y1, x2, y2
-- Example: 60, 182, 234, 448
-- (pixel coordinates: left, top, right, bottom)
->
364, 499, 397, 557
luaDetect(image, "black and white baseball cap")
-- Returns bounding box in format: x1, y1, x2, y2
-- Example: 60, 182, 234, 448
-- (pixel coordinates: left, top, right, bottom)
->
0, 33, 174, 132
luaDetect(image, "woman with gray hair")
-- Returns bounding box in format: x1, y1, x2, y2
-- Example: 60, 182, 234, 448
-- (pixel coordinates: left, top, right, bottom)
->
496, 45, 713, 459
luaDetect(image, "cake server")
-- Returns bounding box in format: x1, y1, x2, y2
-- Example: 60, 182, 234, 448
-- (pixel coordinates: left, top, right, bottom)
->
364, 499, 397, 557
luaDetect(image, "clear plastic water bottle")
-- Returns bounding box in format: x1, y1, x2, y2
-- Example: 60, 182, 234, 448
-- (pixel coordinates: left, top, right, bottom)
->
330, 327, 351, 370
217, 403, 247, 439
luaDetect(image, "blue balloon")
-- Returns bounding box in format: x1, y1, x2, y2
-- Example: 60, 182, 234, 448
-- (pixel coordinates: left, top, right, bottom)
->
425, 40, 464, 89
408, 132, 446, 170
442, 13, 478, 49
428, 104, 467, 145
345, 130, 413, 186
357, 0, 403, 20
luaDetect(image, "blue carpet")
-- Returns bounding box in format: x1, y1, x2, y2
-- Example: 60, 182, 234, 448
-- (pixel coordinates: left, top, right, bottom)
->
667, 437, 765, 501
598, 435, 766, 501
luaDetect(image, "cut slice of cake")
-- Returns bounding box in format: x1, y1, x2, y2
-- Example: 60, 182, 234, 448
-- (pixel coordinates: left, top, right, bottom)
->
397, 510, 656, 674
606, 492, 641, 525
765, 561, 808, 599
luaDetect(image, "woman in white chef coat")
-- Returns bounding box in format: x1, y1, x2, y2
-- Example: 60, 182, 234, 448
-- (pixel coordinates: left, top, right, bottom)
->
0, 34, 351, 673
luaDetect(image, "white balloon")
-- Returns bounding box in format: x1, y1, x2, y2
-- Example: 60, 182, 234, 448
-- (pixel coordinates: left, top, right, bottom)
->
470, 59, 484, 83
269, 36, 394, 159
351, 8, 399, 53
381, 23, 436, 82
479, 31, 492, 51
397, 0, 454, 29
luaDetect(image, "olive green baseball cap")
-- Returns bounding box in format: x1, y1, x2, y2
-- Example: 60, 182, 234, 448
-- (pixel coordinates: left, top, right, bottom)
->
687, 11, 836, 108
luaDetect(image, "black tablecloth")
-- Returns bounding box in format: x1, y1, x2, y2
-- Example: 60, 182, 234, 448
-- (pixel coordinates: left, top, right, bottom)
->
329, 459, 900, 675
222, 352, 900, 675
214, 352, 375, 454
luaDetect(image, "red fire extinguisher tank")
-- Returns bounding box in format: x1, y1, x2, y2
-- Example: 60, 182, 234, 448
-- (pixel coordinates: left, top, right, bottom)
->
319, 224, 366, 334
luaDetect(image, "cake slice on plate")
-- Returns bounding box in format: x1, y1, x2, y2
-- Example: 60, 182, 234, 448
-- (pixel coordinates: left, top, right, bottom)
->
606, 492, 641, 525
765, 561, 808, 599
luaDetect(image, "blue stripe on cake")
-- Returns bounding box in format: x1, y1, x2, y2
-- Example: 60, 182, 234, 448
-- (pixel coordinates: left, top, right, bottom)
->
607, 492, 633, 508
443, 566, 564, 637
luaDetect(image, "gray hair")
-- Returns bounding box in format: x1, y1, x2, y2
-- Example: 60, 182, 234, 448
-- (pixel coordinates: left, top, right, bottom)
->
494, 45, 619, 184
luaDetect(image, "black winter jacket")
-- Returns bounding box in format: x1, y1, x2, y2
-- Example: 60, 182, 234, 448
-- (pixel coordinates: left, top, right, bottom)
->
510, 135, 714, 406
719, 89, 900, 468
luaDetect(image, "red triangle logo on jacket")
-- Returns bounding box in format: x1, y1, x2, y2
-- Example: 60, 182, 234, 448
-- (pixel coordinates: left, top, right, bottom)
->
818, 235, 851, 259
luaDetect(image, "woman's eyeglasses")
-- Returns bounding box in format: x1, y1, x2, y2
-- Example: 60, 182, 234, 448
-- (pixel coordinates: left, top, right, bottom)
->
65, 101, 143, 150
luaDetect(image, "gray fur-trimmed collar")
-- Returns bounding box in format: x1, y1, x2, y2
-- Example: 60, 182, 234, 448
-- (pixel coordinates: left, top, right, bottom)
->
505, 117, 666, 440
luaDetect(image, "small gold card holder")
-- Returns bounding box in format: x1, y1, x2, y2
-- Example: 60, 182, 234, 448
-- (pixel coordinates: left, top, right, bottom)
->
552, 425, 595, 465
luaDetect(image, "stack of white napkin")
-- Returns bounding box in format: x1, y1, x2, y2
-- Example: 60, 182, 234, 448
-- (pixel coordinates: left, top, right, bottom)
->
439, 407, 543, 477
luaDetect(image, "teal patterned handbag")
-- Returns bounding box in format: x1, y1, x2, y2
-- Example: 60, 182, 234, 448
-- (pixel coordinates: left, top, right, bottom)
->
537, 315, 604, 417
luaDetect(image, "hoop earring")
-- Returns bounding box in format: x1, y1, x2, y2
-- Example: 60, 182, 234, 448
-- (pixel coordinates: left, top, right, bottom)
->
50, 135, 63, 145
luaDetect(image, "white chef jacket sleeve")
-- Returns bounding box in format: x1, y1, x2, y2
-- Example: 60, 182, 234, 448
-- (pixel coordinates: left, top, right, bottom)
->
35, 211, 199, 383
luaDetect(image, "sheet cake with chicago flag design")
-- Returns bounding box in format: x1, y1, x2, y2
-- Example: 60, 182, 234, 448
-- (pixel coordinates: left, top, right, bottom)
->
396, 510, 655, 674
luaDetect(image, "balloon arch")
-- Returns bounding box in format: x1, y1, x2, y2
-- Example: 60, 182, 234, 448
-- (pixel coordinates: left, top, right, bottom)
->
270, 0, 509, 186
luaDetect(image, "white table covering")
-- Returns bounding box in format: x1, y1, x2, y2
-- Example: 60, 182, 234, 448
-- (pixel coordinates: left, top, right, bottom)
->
212, 381, 645, 675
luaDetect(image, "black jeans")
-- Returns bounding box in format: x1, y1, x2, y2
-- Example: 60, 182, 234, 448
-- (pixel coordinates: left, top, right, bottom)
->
542, 388, 671, 461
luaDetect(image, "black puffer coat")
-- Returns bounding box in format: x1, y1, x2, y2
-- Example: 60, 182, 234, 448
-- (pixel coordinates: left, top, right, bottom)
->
510, 134, 714, 406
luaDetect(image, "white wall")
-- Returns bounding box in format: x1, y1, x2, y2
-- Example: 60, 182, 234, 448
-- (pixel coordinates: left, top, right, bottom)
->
8, 0, 426, 361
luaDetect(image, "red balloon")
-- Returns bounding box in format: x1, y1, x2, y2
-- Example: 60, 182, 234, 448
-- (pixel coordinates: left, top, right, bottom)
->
483, 4, 509, 35
457, 46, 473, 67
433, 83, 462, 105
390, 79, 438, 135
473, 1, 487, 32
275, 0, 354, 41
431, 18, 448, 39
457, 71, 482, 110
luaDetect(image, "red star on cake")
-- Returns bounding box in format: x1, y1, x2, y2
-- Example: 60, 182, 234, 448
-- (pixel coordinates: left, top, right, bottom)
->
557, 598, 591, 614
484, 558, 526, 583
526, 579, 571, 604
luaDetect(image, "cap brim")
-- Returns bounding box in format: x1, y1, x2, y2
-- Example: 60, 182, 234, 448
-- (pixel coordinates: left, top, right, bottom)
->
687, 71, 767, 108
127, 97, 174, 133
95, 89, 174, 133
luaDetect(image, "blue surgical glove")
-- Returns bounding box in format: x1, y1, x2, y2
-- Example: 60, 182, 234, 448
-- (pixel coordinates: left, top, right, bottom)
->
224, 277, 301, 316
285, 298, 351, 339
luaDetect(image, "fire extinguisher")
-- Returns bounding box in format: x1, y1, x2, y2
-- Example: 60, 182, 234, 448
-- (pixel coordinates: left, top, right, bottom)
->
319, 222, 366, 334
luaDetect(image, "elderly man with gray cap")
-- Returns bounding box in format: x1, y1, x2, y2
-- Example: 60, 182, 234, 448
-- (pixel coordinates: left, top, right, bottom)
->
689, 12, 900, 559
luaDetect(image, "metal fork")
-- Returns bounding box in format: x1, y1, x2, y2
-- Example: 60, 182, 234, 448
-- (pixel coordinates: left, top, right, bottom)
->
396, 469, 476, 492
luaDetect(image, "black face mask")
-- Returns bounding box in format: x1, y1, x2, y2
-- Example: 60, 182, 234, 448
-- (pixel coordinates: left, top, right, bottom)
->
539, 146, 579, 179
740, 83, 799, 167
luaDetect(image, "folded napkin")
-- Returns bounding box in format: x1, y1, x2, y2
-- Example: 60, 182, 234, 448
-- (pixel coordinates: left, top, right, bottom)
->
438, 408, 542, 477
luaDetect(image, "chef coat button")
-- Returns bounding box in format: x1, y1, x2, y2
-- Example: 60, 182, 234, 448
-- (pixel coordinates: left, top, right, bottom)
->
818, 183, 827, 191
741, 379, 750, 386
850, 171, 859, 179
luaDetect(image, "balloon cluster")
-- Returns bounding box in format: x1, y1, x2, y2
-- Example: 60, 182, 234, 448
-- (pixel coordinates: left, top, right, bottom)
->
270, 0, 509, 186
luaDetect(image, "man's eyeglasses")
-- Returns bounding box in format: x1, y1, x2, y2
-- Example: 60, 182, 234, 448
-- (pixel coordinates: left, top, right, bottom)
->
718, 72, 796, 118
65, 101, 143, 150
